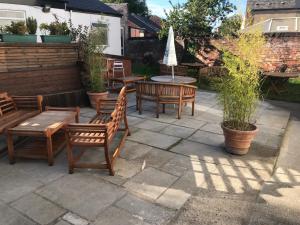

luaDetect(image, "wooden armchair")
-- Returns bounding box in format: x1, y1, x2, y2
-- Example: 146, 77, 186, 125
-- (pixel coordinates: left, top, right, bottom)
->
64, 87, 130, 175
0, 93, 43, 134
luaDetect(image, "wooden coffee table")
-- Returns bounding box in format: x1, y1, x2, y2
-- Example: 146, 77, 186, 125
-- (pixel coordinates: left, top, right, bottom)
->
109, 76, 146, 93
7, 110, 78, 166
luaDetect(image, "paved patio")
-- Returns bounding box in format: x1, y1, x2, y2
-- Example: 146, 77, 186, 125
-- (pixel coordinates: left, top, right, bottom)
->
0, 90, 299, 225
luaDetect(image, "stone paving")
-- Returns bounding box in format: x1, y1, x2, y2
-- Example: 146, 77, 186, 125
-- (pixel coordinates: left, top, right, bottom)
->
0, 90, 298, 225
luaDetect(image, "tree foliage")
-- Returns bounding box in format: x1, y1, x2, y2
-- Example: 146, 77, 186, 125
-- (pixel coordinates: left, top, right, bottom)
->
218, 14, 242, 37
159, 0, 235, 52
102, 0, 149, 16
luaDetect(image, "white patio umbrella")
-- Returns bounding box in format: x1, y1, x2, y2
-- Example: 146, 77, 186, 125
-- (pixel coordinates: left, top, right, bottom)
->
163, 26, 177, 80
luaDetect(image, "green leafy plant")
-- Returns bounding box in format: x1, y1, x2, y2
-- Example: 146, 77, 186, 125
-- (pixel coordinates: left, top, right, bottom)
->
215, 31, 266, 131
40, 14, 70, 35
5, 21, 27, 35
83, 26, 108, 92
26, 17, 37, 34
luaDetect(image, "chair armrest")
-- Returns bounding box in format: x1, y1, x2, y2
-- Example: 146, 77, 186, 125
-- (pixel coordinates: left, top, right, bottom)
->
66, 123, 107, 132
12, 95, 43, 113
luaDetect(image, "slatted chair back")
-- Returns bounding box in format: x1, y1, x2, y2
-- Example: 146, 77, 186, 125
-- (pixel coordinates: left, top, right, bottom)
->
0, 93, 16, 116
12, 95, 43, 112
136, 81, 159, 97
113, 60, 125, 78
158, 83, 182, 99
182, 85, 197, 98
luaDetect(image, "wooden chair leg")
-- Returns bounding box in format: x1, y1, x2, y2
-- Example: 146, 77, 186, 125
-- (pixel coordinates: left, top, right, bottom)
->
162, 104, 166, 113
104, 143, 114, 176
46, 136, 54, 166
139, 99, 142, 115
156, 101, 160, 118
66, 142, 74, 174
192, 101, 195, 116
178, 104, 182, 119
7, 133, 15, 165
136, 97, 139, 111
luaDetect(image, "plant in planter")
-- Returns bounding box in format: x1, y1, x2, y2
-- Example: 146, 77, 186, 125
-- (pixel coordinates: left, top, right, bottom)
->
2, 20, 37, 43
83, 26, 108, 108
215, 31, 266, 155
40, 14, 71, 43
26, 17, 37, 35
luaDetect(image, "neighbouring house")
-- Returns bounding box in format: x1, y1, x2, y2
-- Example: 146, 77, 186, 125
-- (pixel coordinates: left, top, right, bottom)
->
128, 13, 161, 39
0, 0, 123, 55
245, 0, 300, 32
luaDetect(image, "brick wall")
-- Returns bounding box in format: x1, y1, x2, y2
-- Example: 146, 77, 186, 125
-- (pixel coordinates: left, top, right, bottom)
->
209, 34, 300, 72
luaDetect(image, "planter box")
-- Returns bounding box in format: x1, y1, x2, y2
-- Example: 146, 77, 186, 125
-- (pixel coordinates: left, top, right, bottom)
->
1, 34, 37, 43
41, 35, 71, 43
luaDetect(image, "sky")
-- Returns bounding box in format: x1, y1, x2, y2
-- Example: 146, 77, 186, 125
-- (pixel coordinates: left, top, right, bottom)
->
147, 0, 247, 18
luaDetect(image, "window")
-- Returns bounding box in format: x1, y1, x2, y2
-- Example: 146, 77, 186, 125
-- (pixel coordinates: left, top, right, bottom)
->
130, 28, 145, 38
0, 10, 26, 27
91, 23, 109, 46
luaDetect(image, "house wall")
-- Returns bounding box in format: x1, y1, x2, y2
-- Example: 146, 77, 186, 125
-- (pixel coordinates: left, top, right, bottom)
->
252, 11, 300, 24
0, 3, 122, 56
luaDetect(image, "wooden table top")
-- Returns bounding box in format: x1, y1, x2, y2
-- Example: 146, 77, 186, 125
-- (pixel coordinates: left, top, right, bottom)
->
263, 72, 299, 78
151, 75, 197, 84
10, 111, 76, 135
110, 76, 145, 82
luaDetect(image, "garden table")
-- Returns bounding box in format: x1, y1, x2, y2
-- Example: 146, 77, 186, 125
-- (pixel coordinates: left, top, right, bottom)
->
151, 75, 197, 84
7, 110, 78, 166
264, 72, 299, 95
109, 76, 146, 93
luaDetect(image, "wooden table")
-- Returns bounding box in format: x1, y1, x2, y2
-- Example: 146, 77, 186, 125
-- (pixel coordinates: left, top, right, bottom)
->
7, 110, 77, 166
151, 75, 197, 84
109, 76, 146, 93
264, 72, 299, 94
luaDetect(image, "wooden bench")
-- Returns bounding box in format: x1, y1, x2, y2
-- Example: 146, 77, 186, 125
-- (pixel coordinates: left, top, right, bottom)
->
0, 93, 43, 134
65, 87, 130, 175
136, 81, 197, 119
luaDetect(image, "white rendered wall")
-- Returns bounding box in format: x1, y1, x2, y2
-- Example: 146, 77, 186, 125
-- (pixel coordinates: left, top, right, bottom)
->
0, 3, 122, 55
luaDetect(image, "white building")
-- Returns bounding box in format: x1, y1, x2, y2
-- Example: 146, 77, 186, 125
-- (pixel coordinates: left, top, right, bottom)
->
0, 0, 123, 56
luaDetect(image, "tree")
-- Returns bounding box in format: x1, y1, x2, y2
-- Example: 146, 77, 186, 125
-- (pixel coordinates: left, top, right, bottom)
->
160, 0, 235, 53
102, 0, 149, 16
218, 14, 242, 37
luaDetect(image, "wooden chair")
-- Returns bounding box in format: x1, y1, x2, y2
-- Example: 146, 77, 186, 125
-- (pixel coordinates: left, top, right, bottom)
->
0, 93, 43, 134
136, 81, 197, 119
64, 87, 130, 175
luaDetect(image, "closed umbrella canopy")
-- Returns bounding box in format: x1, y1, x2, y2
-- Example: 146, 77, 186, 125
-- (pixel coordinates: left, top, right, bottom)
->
163, 26, 177, 79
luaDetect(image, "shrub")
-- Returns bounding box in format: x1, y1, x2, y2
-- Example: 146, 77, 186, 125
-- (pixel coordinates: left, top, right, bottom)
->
5, 21, 27, 35
26, 17, 37, 35
40, 14, 70, 35
215, 31, 266, 131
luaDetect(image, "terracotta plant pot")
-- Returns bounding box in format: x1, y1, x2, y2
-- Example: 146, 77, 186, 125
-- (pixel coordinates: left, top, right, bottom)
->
221, 122, 258, 155
87, 91, 108, 109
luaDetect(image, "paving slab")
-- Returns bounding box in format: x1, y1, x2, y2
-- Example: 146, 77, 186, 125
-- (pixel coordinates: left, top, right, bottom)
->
134, 148, 176, 169
0, 201, 36, 225
36, 174, 126, 220
54, 221, 71, 225
123, 167, 178, 200
127, 116, 146, 126
170, 140, 229, 164
62, 212, 89, 225
160, 125, 196, 138
200, 123, 223, 135
134, 120, 169, 132
173, 118, 206, 129
11, 193, 66, 225
93, 206, 150, 225
116, 194, 175, 225
159, 155, 191, 177
0, 169, 42, 203
188, 130, 224, 147
156, 188, 191, 210
127, 130, 180, 150
120, 141, 153, 160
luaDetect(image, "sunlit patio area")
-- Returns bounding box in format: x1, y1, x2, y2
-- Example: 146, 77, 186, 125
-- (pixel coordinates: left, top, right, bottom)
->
1, 90, 299, 225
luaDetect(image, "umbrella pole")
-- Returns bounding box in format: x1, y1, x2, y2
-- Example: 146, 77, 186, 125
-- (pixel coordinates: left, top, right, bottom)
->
172, 66, 175, 80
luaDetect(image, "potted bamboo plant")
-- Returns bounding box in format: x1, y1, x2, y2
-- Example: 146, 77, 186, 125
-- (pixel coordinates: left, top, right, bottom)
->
216, 31, 266, 155
40, 14, 71, 43
1, 19, 37, 43
84, 26, 108, 108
